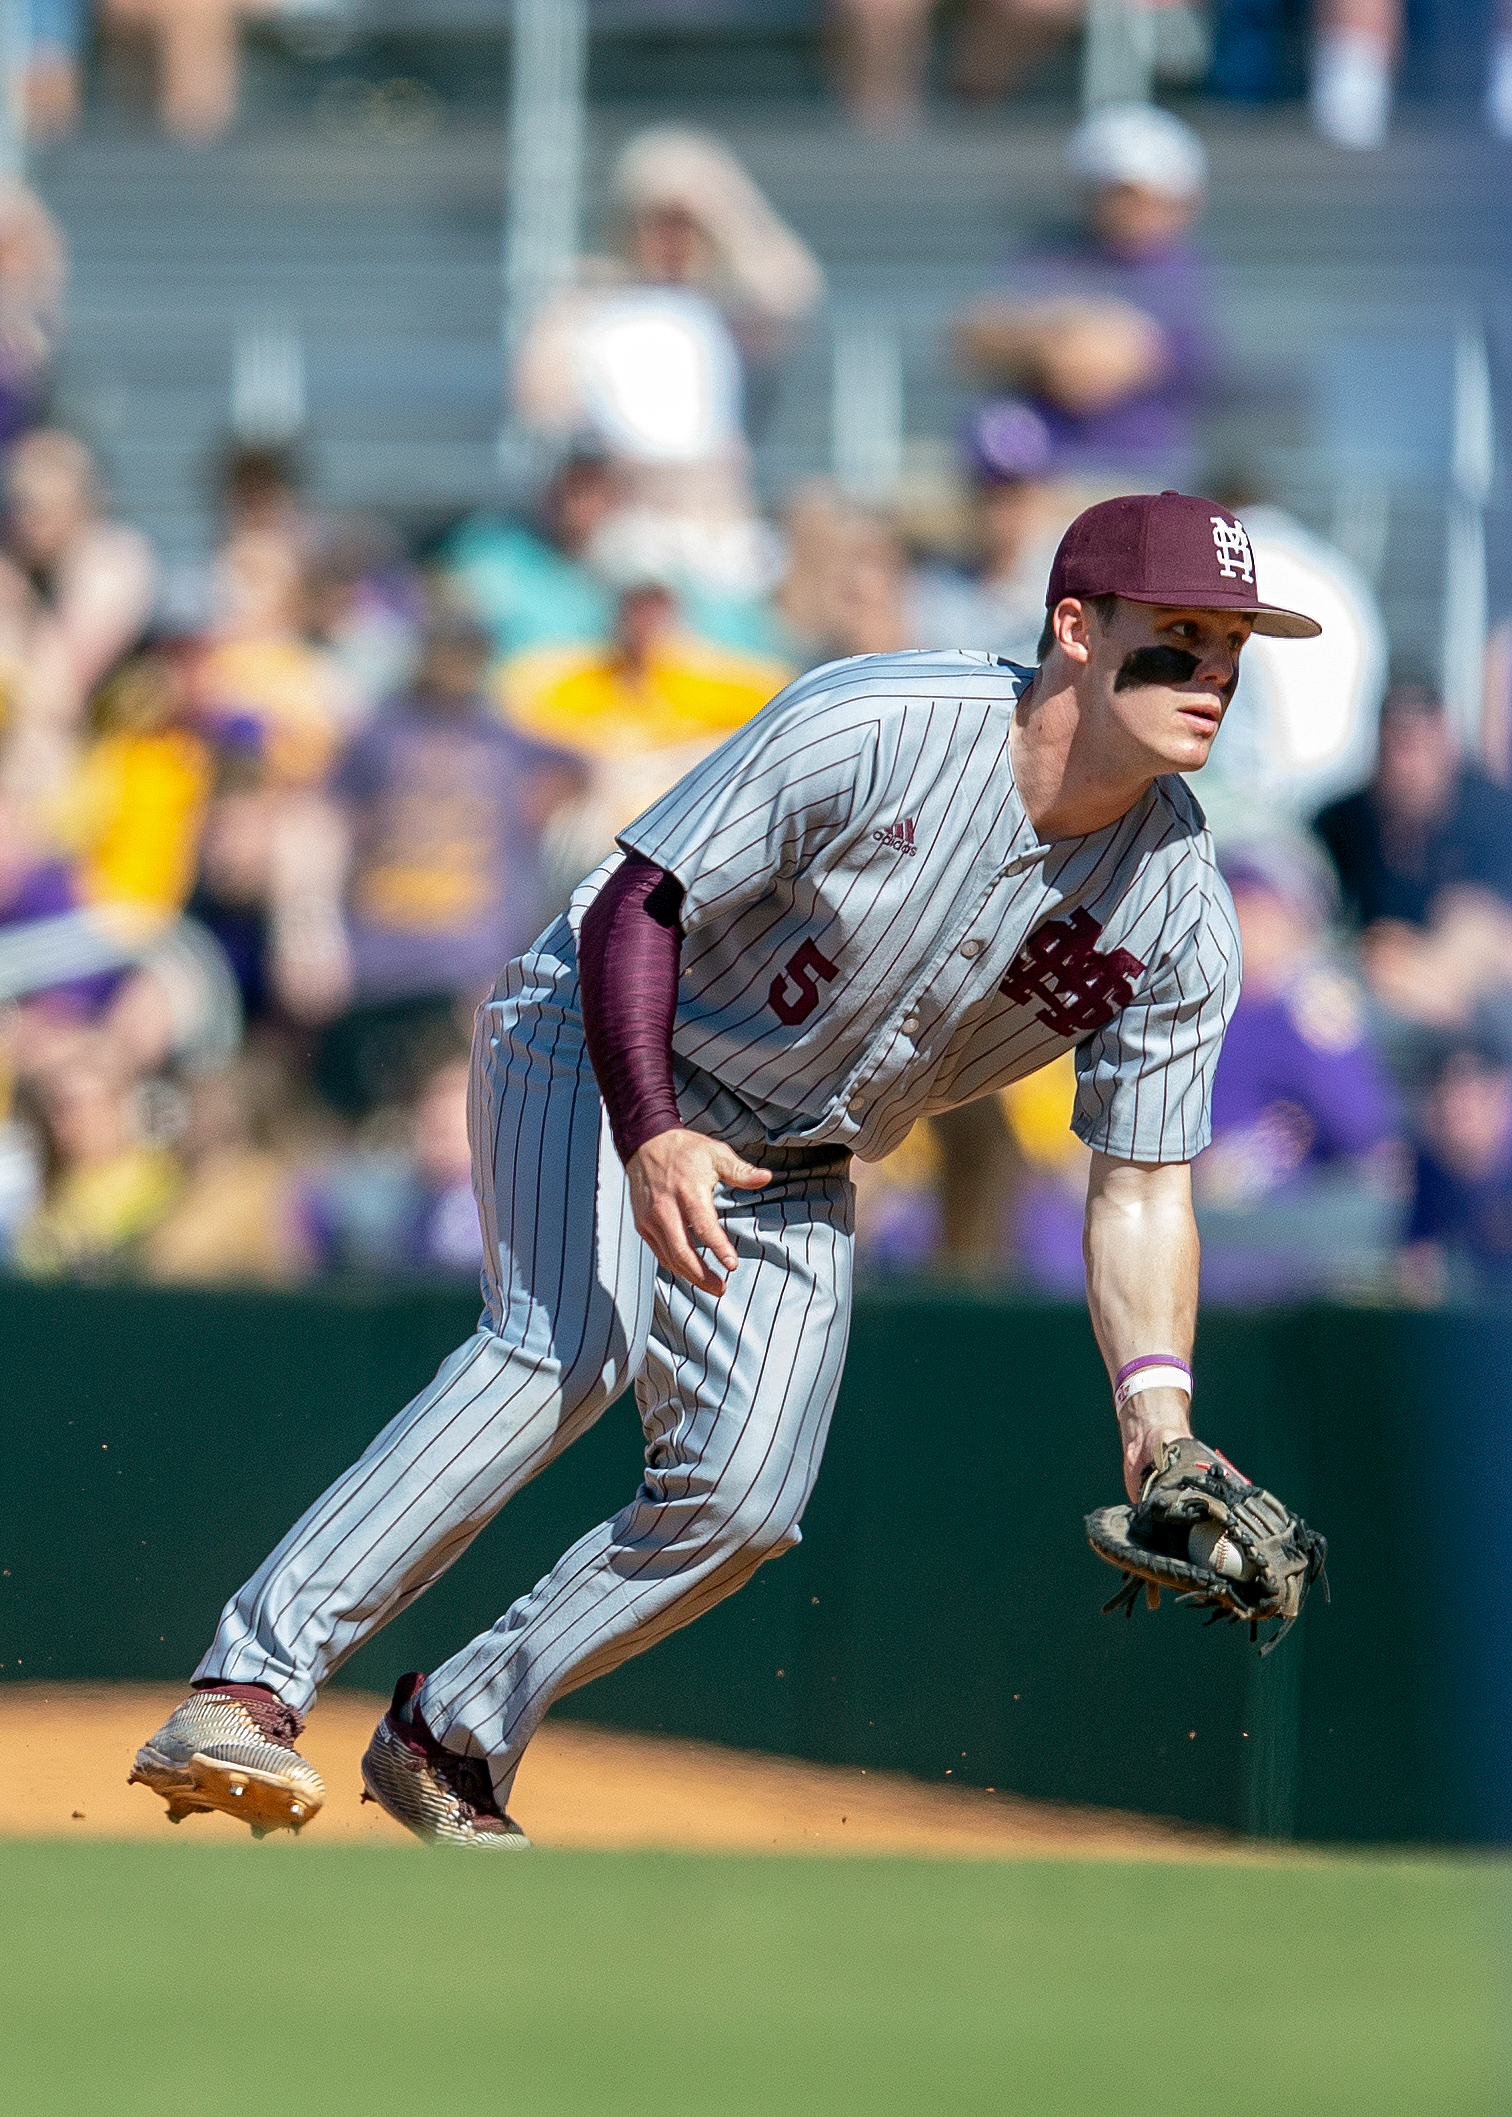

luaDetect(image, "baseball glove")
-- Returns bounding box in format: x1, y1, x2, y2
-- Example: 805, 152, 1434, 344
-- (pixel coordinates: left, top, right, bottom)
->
1085, 1435, 1327, 1655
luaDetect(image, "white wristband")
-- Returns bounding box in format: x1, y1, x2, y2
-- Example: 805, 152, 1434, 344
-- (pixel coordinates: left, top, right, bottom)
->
1113, 1363, 1193, 1412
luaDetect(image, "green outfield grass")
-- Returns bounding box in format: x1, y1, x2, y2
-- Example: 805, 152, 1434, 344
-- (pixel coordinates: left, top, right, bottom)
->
1, 1843, 1506, 2114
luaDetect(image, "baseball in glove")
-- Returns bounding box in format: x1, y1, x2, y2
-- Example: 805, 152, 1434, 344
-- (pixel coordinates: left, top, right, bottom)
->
1085, 1435, 1327, 1655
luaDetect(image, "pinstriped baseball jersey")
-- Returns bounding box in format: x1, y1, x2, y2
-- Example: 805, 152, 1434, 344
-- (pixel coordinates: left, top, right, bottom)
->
576, 648, 1241, 1166
192, 660, 1234, 1797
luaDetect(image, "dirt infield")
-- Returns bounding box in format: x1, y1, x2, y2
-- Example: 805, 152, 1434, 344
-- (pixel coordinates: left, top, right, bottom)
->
0, 1683, 1257, 1859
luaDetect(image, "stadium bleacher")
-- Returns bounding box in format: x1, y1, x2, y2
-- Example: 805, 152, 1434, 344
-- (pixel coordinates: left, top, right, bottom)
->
34, 47, 1509, 676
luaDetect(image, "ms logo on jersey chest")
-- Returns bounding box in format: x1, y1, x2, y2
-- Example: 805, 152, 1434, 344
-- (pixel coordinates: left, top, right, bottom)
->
999, 909, 1145, 1038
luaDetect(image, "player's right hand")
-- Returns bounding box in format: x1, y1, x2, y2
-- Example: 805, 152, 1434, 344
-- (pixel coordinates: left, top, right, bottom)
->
626, 1129, 772, 1296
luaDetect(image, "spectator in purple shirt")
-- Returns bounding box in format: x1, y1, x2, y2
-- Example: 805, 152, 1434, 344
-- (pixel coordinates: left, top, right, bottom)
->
0, 839, 128, 1022
314, 610, 582, 1118
1194, 838, 1402, 1302
956, 103, 1217, 486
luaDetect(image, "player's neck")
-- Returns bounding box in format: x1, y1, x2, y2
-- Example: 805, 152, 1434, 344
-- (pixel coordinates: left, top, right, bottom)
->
1011, 669, 1158, 840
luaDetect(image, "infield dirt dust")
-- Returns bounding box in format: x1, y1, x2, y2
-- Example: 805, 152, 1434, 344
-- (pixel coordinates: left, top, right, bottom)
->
0, 1683, 1252, 1860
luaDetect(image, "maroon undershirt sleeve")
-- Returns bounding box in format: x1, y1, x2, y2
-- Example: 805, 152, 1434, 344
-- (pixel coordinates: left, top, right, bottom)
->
578, 851, 686, 1166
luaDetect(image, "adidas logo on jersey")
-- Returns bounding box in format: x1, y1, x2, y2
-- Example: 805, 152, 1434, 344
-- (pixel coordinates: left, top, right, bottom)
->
872, 817, 918, 856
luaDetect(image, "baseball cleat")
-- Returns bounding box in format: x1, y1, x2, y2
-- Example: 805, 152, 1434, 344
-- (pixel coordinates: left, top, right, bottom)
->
128, 1683, 325, 1836
359, 1672, 529, 1849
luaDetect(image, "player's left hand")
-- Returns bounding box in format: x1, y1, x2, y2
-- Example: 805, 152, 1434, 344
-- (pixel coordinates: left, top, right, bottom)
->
626, 1128, 771, 1296
1115, 1386, 1192, 1502
1085, 1436, 1328, 1655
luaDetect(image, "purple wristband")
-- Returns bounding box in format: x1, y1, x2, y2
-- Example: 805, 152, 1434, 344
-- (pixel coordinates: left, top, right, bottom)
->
1113, 1355, 1193, 1411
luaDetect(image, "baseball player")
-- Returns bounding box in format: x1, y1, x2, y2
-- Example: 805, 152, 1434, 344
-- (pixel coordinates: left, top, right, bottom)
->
130, 490, 1321, 1845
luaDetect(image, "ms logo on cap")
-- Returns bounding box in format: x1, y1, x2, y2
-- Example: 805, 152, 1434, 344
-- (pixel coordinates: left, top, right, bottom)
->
1042, 489, 1322, 637
1210, 516, 1254, 583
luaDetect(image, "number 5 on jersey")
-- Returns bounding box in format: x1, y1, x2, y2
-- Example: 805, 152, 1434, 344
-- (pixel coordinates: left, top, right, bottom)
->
770, 939, 840, 1025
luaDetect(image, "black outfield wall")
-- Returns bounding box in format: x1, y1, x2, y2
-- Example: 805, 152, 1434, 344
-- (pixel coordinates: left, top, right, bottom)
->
0, 1279, 1504, 1843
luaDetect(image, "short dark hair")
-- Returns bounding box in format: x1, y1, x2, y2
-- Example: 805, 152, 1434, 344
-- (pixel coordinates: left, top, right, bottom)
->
1036, 592, 1118, 664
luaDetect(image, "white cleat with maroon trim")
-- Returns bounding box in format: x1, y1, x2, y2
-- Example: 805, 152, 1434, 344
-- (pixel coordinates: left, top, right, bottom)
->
360, 1673, 530, 1848
129, 1685, 325, 1837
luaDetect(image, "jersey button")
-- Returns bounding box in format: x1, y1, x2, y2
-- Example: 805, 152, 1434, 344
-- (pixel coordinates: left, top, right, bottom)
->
959, 938, 985, 959
900, 1014, 920, 1036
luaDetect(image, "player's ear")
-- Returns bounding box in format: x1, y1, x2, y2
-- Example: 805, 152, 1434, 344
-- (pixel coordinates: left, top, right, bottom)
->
1050, 597, 1093, 666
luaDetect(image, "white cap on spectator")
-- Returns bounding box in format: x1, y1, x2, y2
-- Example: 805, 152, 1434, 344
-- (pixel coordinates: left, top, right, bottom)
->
1065, 103, 1208, 199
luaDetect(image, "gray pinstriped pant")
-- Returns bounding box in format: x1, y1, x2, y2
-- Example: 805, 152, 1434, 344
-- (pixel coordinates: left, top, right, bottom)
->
196, 922, 855, 1801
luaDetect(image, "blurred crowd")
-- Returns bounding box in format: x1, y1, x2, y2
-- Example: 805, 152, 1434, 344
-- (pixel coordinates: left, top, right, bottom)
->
1, 104, 1510, 1309
2, 0, 1507, 150
831, 0, 1512, 145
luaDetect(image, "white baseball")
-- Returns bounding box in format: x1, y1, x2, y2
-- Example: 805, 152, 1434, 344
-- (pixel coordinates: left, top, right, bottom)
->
1187, 1519, 1251, 1581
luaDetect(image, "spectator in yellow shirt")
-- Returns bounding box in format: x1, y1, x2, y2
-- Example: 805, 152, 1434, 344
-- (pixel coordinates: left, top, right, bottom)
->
193, 526, 364, 793
64, 647, 213, 915
498, 580, 789, 901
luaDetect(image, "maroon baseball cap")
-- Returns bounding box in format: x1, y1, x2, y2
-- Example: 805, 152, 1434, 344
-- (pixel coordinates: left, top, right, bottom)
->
1044, 490, 1322, 639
